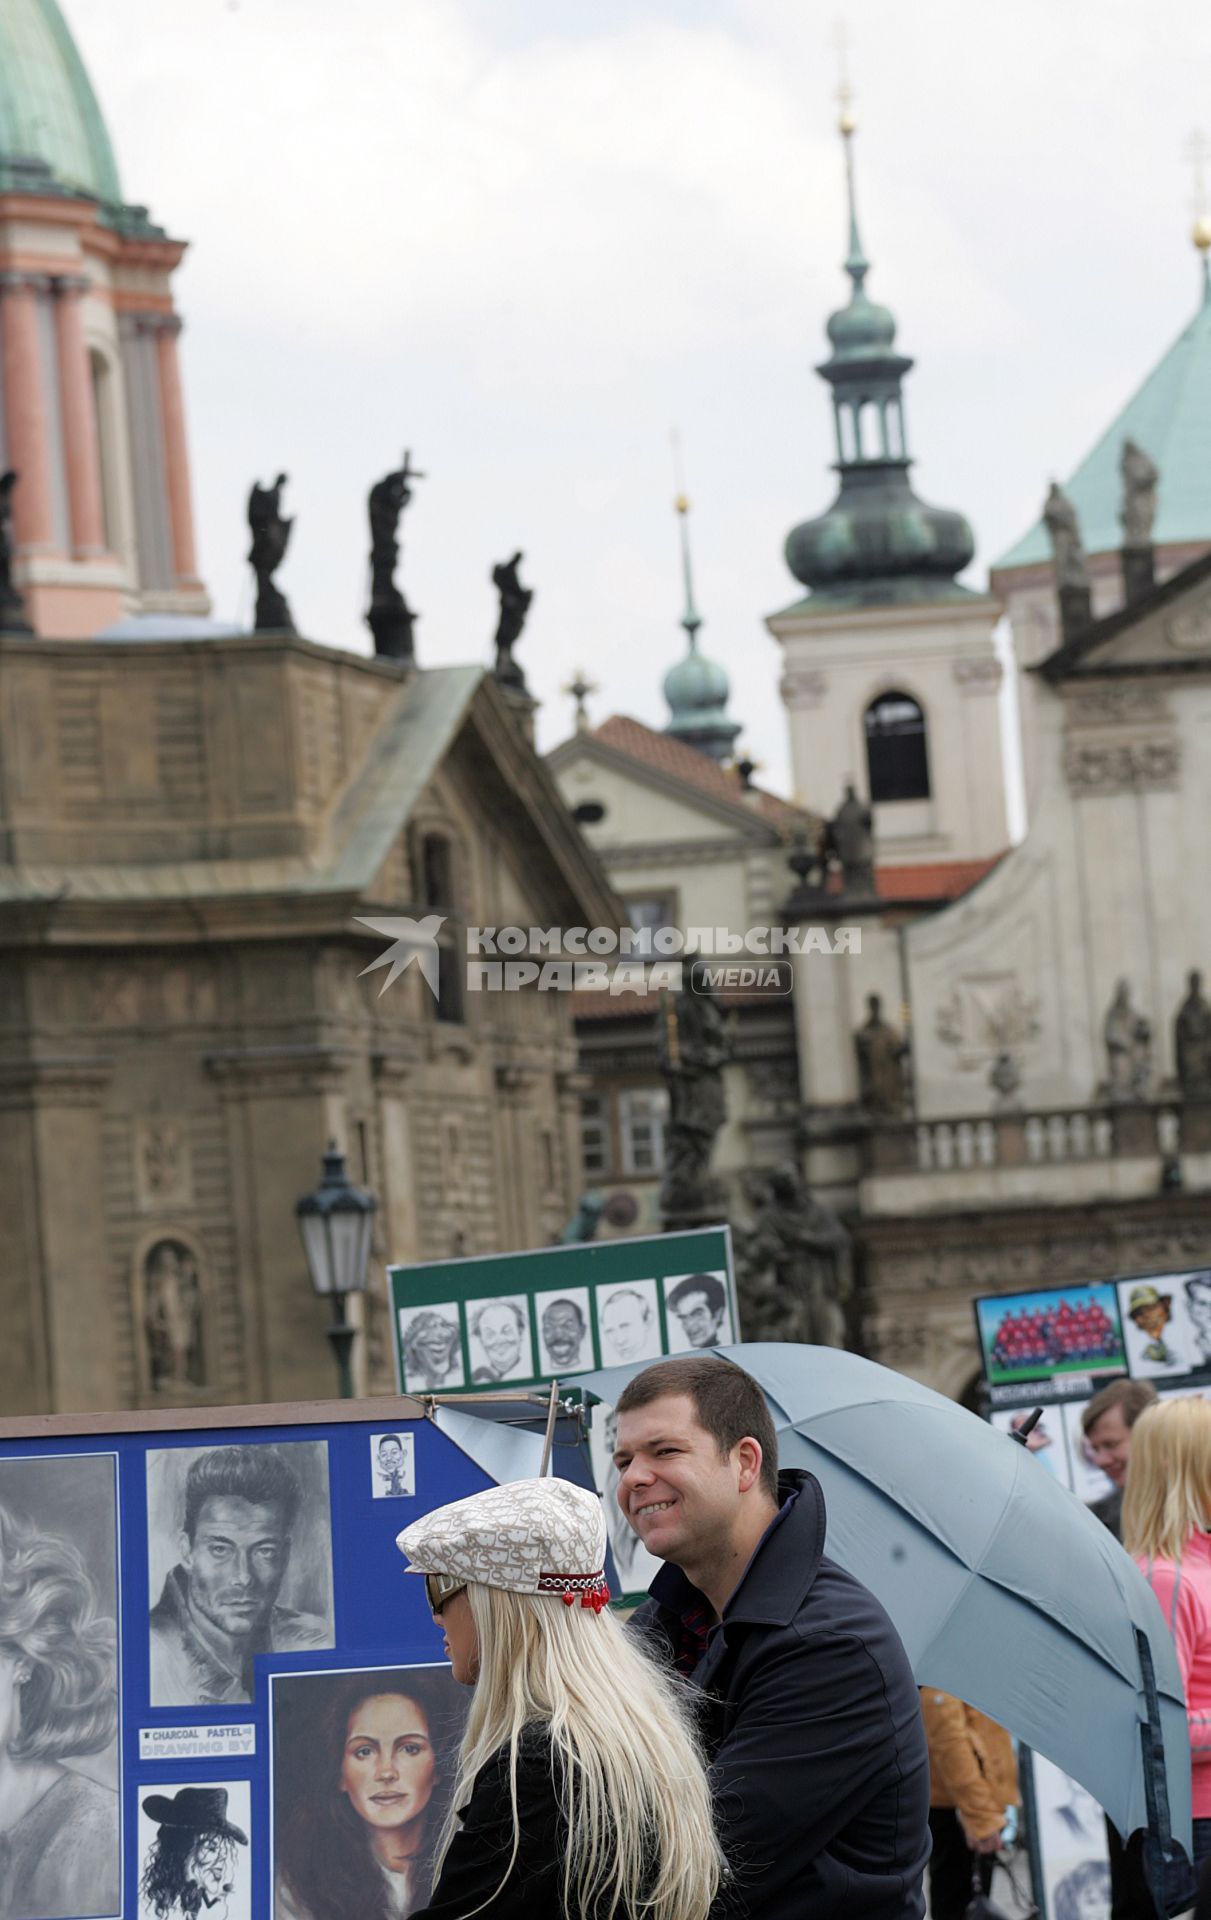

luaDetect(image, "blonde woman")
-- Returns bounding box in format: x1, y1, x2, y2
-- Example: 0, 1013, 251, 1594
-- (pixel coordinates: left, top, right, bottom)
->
1122, 1395, 1211, 1898
396, 1477, 724, 1920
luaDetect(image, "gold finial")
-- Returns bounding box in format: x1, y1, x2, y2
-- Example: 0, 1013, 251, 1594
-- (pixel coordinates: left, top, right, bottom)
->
832, 20, 855, 136
671, 429, 690, 516
1184, 130, 1211, 251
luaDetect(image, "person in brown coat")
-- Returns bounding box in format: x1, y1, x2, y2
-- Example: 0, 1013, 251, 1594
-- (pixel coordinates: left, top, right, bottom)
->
921, 1689, 1020, 1920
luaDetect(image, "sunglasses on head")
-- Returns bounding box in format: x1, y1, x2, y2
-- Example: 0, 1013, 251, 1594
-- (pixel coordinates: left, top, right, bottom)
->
425, 1573, 467, 1617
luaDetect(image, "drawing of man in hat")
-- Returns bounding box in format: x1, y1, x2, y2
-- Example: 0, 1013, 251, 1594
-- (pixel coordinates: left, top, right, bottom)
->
1127, 1284, 1176, 1366
140, 1786, 248, 1919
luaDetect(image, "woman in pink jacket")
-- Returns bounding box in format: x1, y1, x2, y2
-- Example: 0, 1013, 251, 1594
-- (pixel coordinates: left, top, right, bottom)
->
1123, 1396, 1211, 1909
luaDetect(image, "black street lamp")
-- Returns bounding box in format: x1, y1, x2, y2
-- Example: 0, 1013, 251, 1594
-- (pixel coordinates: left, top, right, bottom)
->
295, 1141, 377, 1399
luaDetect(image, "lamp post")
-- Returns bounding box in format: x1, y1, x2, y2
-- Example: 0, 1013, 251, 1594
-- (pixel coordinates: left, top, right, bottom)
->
295, 1141, 377, 1399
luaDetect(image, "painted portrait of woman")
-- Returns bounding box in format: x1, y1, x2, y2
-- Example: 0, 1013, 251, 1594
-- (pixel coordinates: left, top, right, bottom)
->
0, 1497, 120, 1919
274, 1665, 466, 1920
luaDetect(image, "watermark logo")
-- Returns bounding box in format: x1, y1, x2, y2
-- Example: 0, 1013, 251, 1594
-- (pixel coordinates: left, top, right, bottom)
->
356, 915, 445, 998
355, 917, 858, 998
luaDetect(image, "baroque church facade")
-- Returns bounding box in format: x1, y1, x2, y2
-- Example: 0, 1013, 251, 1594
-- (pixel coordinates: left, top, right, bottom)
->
0, 1, 618, 1414
552, 113, 1211, 1399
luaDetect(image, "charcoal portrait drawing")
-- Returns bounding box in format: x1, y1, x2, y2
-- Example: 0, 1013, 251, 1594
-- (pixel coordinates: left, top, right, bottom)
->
0, 1453, 120, 1920
273, 1664, 468, 1920
147, 1443, 335, 1707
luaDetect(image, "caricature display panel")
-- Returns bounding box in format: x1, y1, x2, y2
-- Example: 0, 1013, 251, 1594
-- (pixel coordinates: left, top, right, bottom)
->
989, 1407, 1073, 1489
370, 1432, 416, 1500
397, 1304, 465, 1394
594, 1280, 663, 1366
1058, 1402, 1117, 1507
146, 1441, 335, 1708
663, 1269, 733, 1353
1183, 1272, 1211, 1370
466, 1294, 533, 1385
271, 1664, 470, 1920
137, 1781, 251, 1920
534, 1286, 594, 1375
0, 1453, 120, 1920
588, 1402, 663, 1598
1118, 1275, 1201, 1379
976, 1286, 1126, 1387
1032, 1753, 1110, 1920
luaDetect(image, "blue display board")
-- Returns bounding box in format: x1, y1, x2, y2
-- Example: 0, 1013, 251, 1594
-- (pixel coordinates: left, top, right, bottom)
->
0, 1395, 583, 1920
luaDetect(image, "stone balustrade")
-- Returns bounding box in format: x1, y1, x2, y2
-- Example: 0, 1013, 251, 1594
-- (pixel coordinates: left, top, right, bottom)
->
867, 1101, 1211, 1176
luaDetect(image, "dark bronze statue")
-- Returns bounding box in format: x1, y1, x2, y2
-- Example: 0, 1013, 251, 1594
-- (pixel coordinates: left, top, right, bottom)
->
247, 473, 296, 633
1175, 970, 1211, 1098
854, 992, 909, 1117
0, 470, 32, 634
658, 983, 728, 1222
367, 451, 424, 661
735, 1165, 853, 1349
492, 550, 533, 692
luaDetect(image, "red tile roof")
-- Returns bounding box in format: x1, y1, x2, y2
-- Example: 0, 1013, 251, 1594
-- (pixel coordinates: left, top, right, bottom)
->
874, 855, 1005, 901
590, 715, 814, 833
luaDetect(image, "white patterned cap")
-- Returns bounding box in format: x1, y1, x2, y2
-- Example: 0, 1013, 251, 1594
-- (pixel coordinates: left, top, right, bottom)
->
396, 1477, 610, 1608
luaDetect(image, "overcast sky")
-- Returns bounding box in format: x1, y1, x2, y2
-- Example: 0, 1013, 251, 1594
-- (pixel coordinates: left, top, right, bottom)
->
67, 0, 1211, 797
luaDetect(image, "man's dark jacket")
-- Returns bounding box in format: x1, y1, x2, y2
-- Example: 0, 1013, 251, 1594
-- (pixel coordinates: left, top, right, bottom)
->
631, 1469, 930, 1920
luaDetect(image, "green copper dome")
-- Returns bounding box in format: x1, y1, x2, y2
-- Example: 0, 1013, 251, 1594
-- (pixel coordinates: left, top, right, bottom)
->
663, 648, 729, 714
0, 0, 121, 203
994, 265, 1211, 571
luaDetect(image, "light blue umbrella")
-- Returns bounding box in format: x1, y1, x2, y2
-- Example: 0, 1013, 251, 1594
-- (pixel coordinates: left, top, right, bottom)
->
577, 1342, 1191, 1859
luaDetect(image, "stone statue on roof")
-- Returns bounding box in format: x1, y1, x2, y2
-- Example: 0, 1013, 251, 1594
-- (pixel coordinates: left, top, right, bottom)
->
824, 783, 875, 895
367, 452, 424, 661
1043, 481, 1087, 592
492, 551, 534, 692
1175, 970, 1211, 1098
855, 993, 909, 1118
1103, 978, 1151, 1101
1120, 439, 1159, 549
0, 471, 32, 634
247, 473, 296, 633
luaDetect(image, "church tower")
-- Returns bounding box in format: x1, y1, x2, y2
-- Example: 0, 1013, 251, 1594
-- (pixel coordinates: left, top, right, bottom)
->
769, 97, 1008, 867
0, 0, 206, 636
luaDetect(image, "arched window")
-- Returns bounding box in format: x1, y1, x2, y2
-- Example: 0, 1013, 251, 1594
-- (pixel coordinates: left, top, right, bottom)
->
864, 691, 930, 802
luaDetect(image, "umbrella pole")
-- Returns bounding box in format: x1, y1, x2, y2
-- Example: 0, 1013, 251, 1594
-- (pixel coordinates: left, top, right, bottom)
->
1136, 1628, 1185, 1917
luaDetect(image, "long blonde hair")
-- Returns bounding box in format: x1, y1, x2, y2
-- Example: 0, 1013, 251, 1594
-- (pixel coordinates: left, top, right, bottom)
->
1122, 1396, 1211, 1562
436, 1584, 723, 1920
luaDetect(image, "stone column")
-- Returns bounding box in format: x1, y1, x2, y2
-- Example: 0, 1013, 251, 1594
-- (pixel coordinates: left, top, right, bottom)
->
52, 275, 107, 557
0, 273, 56, 551
0, 1055, 115, 1412
153, 315, 201, 586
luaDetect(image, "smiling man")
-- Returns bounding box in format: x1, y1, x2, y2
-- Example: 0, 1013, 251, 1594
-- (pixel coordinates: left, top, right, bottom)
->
614, 1356, 930, 1920
1079, 1377, 1157, 1539
150, 1446, 329, 1705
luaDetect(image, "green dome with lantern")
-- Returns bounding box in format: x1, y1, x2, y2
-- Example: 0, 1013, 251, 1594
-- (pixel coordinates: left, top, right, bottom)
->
781, 104, 978, 609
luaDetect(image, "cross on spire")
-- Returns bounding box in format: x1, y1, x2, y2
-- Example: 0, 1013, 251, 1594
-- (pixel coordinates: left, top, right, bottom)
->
562, 668, 597, 732
670, 429, 702, 647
